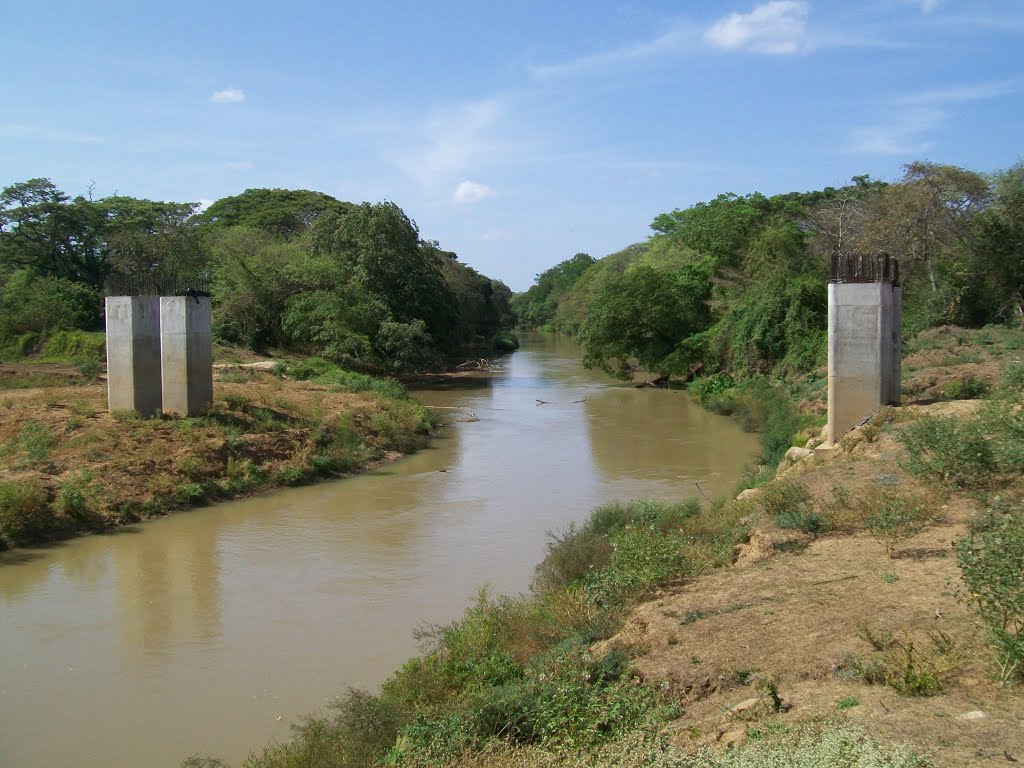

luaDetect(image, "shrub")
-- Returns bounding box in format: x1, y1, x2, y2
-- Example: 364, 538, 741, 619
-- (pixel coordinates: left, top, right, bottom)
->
847, 627, 962, 696
761, 480, 828, 535
175, 483, 206, 503
704, 377, 804, 466
5, 420, 56, 469
956, 507, 1024, 684
491, 332, 520, 353
55, 470, 101, 525
0, 481, 55, 546
861, 492, 930, 557
39, 330, 106, 362
899, 415, 996, 488
690, 373, 735, 406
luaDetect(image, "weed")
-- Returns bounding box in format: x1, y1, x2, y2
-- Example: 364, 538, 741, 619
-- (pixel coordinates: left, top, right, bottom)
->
56, 471, 102, 526
955, 506, 1024, 684
279, 466, 306, 486
175, 483, 206, 504
70, 399, 96, 418
176, 455, 205, 480
111, 409, 141, 423
861, 492, 930, 557
848, 627, 962, 695
763, 480, 828, 535
837, 695, 859, 709
5, 421, 56, 469
942, 376, 989, 400
0, 481, 55, 546
883, 573, 900, 584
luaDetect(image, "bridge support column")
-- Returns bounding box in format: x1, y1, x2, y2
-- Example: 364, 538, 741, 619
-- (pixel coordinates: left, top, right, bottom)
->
105, 296, 163, 417
160, 296, 213, 416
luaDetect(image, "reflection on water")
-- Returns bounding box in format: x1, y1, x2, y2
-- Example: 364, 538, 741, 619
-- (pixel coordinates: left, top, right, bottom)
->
0, 333, 758, 768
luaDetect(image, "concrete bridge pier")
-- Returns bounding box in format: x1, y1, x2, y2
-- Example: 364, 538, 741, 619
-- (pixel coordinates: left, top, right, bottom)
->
105, 296, 163, 417
160, 296, 214, 417
825, 256, 902, 446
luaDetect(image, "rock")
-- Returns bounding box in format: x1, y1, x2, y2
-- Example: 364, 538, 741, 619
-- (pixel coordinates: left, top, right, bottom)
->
718, 726, 747, 747
785, 446, 814, 463
805, 437, 821, 449
956, 710, 986, 721
727, 697, 760, 716
736, 488, 761, 502
735, 532, 774, 566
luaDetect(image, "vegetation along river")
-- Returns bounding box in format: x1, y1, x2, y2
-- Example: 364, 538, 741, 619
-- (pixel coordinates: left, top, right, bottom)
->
0, 333, 758, 768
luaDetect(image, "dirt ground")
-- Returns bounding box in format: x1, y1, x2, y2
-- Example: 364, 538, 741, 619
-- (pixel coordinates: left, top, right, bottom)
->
594, 402, 1024, 767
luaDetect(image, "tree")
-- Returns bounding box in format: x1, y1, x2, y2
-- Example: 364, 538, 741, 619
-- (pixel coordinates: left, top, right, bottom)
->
0, 179, 107, 287
580, 263, 712, 379
195, 188, 349, 237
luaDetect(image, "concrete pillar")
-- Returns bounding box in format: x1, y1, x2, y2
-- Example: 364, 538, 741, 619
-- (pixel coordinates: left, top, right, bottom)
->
826, 281, 901, 444
160, 296, 213, 416
105, 296, 163, 417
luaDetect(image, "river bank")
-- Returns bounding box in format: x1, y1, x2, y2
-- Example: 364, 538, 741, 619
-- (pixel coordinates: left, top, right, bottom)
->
0, 363, 436, 550
186, 327, 1024, 768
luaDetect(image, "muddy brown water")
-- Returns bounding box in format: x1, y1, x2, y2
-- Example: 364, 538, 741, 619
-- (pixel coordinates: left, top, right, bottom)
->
0, 333, 758, 768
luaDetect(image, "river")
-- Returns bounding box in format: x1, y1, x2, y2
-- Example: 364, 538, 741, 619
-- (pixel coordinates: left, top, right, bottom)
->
0, 333, 758, 768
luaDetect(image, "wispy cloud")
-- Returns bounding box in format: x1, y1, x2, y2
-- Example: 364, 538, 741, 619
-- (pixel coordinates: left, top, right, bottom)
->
223, 160, 253, 170
393, 97, 506, 188
529, 21, 700, 79
917, 0, 940, 13
849, 80, 1014, 155
482, 228, 512, 241
705, 1, 809, 54
849, 107, 942, 155
0, 123, 106, 144
210, 88, 245, 104
453, 180, 495, 204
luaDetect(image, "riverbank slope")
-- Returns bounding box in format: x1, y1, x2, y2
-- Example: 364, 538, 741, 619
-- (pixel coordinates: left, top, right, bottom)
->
191, 328, 1024, 768
0, 361, 435, 550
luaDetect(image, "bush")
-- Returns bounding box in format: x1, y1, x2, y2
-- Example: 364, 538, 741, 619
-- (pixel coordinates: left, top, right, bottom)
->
761, 480, 829, 535
0, 481, 55, 546
900, 405, 1024, 489
861, 492, 929, 557
703, 377, 803, 466
491, 332, 520, 353
39, 330, 106, 362
533, 499, 700, 594
4, 420, 56, 469
956, 507, 1024, 684
690, 373, 735, 406
55, 470, 101, 526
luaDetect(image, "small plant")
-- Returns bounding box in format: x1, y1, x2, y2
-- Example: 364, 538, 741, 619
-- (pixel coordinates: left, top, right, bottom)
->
77, 358, 102, 380
70, 399, 97, 418
848, 626, 962, 695
883, 573, 900, 584
280, 466, 306, 486
0, 480, 55, 546
837, 695, 859, 709
5, 420, 57, 469
111, 409, 141, 423
861, 492, 930, 557
764, 479, 829, 535
955, 507, 1024, 684
175, 483, 206, 503
56, 471, 100, 525
176, 455, 205, 480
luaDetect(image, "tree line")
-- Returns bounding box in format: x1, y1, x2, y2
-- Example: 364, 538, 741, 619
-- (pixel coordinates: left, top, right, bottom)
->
513, 161, 1024, 380
0, 181, 516, 371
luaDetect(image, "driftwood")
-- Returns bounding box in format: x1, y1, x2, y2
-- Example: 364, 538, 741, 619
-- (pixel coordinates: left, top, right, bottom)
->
456, 358, 493, 370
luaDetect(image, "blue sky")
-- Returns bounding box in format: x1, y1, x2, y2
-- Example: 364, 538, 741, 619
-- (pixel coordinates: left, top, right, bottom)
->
2, 1, 1022, 290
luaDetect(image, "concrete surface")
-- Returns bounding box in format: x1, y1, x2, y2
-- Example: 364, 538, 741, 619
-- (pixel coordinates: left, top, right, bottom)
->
160, 296, 213, 416
105, 296, 162, 417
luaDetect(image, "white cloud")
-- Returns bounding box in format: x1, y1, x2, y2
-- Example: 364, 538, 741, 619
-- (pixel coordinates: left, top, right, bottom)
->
453, 180, 495, 204
848, 107, 942, 155
918, 0, 940, 13
393, 97, 506, 188
529, 22, 700, 79
223, 160, 253, 170
848, 80, 1014, 155
705, 1, 809, 54
210, 88, 245, 104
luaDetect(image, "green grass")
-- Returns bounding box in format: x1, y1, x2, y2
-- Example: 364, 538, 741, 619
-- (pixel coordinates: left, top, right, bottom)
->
0, 480, 57, 547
